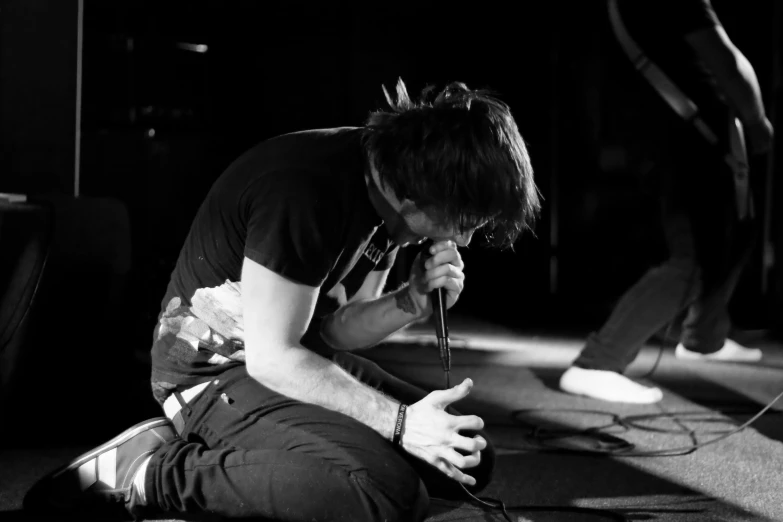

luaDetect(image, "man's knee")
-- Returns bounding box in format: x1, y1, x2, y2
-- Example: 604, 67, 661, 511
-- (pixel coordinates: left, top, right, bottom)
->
353, 471, 429, 522
380, 476, 430, 522
408, 478, 430, 522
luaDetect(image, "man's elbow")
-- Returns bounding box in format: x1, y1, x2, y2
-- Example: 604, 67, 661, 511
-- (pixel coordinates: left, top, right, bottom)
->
245, 346, 291, 385
245, 359, 273, 385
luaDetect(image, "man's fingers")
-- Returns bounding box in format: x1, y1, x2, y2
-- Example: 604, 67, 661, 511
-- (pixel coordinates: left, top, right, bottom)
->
454, 414, 485, 432
462, 451, 481, 470
452, 433, 487, 453
425, 262, 462, 282
429, 239, 456, 254
426, 275, 464, 294
433, 457, 477, 486
429, 379, 473, 409
424, 242, 463, 270
441, 447, 482, 470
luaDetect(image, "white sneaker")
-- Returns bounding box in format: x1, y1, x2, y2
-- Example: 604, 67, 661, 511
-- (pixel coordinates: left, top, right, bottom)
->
675, 338, 762, 362
559, 366, 663, 404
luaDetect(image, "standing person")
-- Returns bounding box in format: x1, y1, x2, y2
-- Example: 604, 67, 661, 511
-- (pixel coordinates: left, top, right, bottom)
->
25, 79, 540, 521
560, 0, 774, 404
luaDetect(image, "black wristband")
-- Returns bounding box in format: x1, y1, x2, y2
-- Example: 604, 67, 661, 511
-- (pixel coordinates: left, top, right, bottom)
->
392, 404, 407, 446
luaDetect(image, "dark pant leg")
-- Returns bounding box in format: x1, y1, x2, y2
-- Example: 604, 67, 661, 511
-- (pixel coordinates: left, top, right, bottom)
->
679, 212, 758, 353
145, 365, 428, 522
330, 351, 495, 500
672, 106, 763, 352
573, 178, 702, 373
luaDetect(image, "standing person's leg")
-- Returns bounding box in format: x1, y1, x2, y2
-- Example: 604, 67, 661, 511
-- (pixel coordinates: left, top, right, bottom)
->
27, 364, 429, 522
560, 164, 701, 403
330, 350, 495, 501
678, 229, 757, 354
676, 163, 761, 361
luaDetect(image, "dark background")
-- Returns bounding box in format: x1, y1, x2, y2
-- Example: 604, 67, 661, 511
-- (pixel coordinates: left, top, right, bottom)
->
1, 0, 781, 363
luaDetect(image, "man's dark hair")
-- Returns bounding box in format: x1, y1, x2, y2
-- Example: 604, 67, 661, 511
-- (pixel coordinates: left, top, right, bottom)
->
362, 78, 540, 249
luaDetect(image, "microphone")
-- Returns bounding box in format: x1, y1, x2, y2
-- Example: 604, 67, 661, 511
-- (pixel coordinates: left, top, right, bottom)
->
421, 240, 451, 374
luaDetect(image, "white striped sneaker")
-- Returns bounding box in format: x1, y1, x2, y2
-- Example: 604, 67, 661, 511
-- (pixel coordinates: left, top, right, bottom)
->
23, 417, 178, 519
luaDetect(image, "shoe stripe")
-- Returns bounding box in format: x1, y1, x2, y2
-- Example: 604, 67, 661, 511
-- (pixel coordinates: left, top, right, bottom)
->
77, 459, 97, 490
121, 450, 153, 489
97, 448, 117, 488
52, 418, 172, 479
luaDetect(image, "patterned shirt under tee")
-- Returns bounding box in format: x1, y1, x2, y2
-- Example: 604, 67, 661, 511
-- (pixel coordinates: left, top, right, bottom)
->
150, 127, 398, 405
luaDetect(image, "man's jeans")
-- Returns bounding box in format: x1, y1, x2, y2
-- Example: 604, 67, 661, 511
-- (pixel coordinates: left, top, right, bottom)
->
144, 352, 494, 521
574, 148, 758, 373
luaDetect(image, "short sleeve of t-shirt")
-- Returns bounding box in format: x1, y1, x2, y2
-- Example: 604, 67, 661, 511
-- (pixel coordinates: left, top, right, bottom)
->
242, 172, 340, 288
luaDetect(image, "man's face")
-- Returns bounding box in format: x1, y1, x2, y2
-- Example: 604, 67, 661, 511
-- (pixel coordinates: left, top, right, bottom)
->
366, 162, 486, 248
391, 201, 481, 248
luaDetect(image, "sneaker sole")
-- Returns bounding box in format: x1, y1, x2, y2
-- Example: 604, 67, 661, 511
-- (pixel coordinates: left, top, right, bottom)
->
675, 344, 762, 362
51, 417, 173, 479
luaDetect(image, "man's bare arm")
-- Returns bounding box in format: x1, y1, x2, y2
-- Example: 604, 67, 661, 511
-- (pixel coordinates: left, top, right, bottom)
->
321, 281, 426, 351
686, 25, 767, 125
241, 257, 399, 440
323, 240, 468, 351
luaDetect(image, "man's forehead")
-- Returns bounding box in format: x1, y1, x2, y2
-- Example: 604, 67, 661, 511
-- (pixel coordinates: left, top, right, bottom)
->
421, 206, 491, 228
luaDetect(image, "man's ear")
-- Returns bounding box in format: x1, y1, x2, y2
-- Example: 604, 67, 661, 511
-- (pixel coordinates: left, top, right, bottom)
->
397, 199, 420, 216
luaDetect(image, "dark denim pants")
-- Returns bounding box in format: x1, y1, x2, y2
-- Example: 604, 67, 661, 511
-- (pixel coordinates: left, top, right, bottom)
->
144, 352, 494, 521
574, 119, 758, 373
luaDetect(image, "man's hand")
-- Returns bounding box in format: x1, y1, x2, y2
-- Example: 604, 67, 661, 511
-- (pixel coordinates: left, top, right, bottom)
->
746, 116, 774, 156
407, 240, 465, 314
401, 378, 486, 486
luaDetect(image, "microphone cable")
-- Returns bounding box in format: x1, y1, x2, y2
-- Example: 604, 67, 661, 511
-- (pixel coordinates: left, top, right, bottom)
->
427, 304, 781, 519
420, 241, 628, 521
420, 242, 780, 520
434, 364, 629, 521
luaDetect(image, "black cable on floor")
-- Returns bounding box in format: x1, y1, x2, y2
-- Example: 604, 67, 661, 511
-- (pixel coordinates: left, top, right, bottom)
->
435, 390, 783, 521
434, 371, 631, 521
432, 330, 783, 520
424, 249, 780, 519
506, 390, 783, 457
430, 497, 629, 521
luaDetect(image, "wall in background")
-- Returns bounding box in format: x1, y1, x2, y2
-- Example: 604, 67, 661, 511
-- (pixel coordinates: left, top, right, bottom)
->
0, 0, 79, 194
1, 0, 779, 335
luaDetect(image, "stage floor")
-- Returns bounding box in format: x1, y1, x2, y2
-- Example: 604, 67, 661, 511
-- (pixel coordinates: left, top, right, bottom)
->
2, 313, 782, 521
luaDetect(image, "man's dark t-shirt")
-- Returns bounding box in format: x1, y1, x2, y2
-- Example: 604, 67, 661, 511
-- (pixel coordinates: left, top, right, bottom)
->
149, 127, 398, 405
608, 0, 730, 167
617, 0, 722, 116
